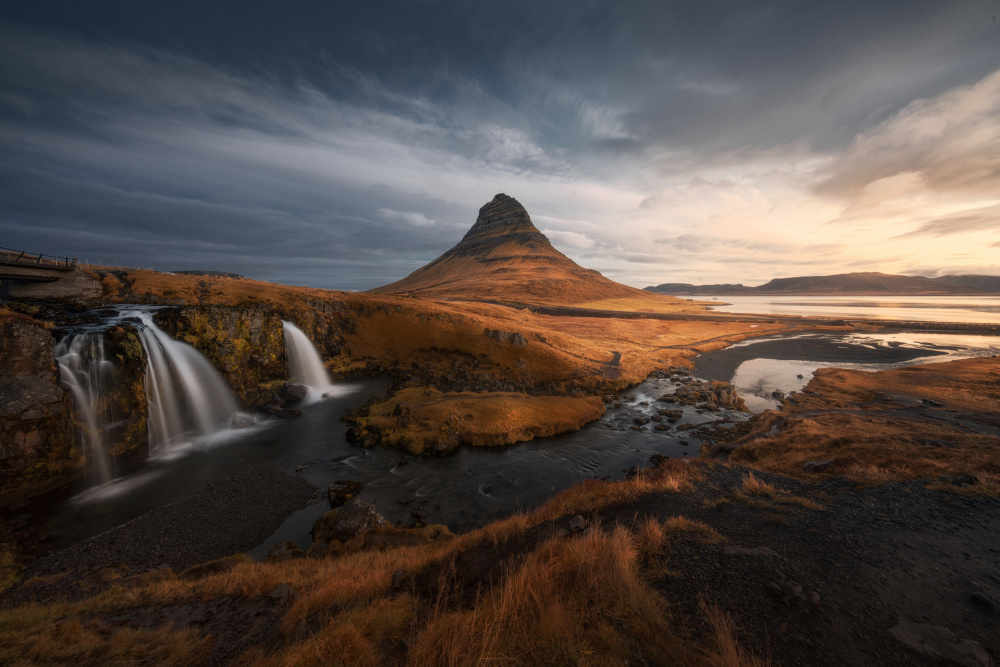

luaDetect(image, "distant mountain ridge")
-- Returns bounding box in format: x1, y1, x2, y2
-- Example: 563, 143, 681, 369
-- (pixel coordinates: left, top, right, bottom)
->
645, 272, 1000, 296
371, 193, 664, 305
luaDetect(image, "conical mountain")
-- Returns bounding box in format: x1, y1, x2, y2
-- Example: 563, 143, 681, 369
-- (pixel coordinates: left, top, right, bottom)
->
371, 194, 657, 305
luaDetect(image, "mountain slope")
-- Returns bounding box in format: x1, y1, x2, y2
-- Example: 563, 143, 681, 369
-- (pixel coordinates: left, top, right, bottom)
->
371, 193, 667, 306
646, 272, 991, 296
933, 274, 1000, 293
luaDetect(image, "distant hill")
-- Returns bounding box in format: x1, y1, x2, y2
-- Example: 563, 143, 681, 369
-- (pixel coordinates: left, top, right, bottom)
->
932, 274, 1000, 293
173, 270, 244, 279
371, 193, 670, 305
646, 271, 997, 296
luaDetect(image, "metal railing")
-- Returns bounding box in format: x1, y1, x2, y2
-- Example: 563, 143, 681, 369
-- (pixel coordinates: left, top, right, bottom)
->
0, 246, 77, 269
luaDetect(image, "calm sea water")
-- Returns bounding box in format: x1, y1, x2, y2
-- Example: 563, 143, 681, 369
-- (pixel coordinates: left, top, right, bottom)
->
689, 295, 1000, 324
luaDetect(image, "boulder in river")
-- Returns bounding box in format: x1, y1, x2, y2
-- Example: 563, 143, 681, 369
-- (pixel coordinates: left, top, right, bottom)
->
230, 412, 255, 429
312, 499, 387, 543
328, 480, 364, 508
285, 384, 310, 402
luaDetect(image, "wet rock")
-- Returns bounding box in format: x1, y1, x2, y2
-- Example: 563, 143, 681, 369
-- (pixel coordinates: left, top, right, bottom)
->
230, 412, 255, 429
312, 499, 387, 543
632, 416, 650, 425
803, 460, 834, 473
771, 390, 784, 399
265, 541, 303, 563
767, 580, 805, 607
328, 480, 364, 508
889, 618, 990, 666
345, 426, 360, 443
569, 515, 586, 533
285, 384, 310, 402
658, 409, 683, 422
921, 397, 945, 408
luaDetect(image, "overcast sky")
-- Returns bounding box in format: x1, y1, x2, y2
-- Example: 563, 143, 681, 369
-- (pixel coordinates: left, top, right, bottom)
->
2, 1, 999, 289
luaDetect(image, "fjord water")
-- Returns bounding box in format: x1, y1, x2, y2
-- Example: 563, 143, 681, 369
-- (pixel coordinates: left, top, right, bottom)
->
697, 294, 1000, 323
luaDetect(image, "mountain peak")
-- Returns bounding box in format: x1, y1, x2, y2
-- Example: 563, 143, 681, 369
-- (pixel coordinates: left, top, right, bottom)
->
369, 194, 655, 305
451, 193, 552, 258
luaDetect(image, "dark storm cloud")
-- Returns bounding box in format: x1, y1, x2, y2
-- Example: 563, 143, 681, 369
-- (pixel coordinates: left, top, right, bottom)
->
1, 1, 998, 287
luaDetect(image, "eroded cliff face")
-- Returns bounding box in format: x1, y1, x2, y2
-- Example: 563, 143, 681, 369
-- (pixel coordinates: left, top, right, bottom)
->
0, 316, 75, 507
100, 325, 148, 468
154, 306, 287, 407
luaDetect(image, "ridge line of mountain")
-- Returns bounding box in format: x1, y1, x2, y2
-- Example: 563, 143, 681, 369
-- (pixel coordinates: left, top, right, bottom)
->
645, 271, 1000, 295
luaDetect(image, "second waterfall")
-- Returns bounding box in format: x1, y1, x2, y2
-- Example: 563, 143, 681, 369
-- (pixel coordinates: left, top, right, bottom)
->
131, 311, 241, 453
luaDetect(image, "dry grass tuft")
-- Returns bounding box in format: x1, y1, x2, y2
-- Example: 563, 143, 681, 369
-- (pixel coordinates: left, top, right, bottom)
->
0, 602, 209, 665
741, 472, 776, 497
661, 516, 726, 544
700, 601, 771, 667
409, 524, 693, 665
926, 472, 1000, 498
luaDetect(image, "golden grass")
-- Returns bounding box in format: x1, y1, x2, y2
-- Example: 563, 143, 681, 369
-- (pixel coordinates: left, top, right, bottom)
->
703, 473, 825, 513
409, 524, 695, 666
730, 357, 1000, 495
362, 387, 605, 453
0, 600, 208, 666
1, 460, 768, 666
700, 602, 771, 667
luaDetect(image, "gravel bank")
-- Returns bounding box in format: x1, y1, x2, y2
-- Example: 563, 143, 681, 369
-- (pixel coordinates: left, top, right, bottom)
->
27, 464, 317, 577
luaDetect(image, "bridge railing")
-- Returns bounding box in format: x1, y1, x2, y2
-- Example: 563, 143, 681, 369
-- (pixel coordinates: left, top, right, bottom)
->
0, 246, 77, 270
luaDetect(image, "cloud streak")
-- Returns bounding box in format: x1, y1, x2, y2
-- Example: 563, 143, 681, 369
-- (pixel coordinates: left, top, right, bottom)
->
0, 1, 998, 288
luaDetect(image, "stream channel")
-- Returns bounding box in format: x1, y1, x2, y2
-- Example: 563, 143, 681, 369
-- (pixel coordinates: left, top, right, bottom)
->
36, 316, 1000, 559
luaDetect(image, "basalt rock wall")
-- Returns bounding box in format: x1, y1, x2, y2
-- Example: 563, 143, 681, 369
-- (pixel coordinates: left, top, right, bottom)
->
154, 306, 288, 408
0, 317, 75, 507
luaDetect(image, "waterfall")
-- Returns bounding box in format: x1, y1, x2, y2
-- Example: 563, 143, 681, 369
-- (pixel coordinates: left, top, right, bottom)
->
282, 321, 334, 394
130, 311, 240, 453
56, 333, 114, 486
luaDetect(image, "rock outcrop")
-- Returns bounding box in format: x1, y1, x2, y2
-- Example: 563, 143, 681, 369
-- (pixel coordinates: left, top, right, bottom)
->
154, 306, 286, 407
0, 315, 74, 507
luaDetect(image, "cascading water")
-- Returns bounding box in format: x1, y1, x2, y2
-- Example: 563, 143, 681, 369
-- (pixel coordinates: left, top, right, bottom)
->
56, 333, 115, 486
130, 311, 240, 453
282, 321, 335, 395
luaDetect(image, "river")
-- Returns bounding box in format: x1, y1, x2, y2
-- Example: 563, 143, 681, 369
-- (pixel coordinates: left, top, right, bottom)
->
29, 304, 1000, 560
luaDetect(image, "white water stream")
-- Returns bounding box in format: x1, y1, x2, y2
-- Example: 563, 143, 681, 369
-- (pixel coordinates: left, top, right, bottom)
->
282, 320, 342, 400
56, 334, 115, 486
130, 311, 240, 454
